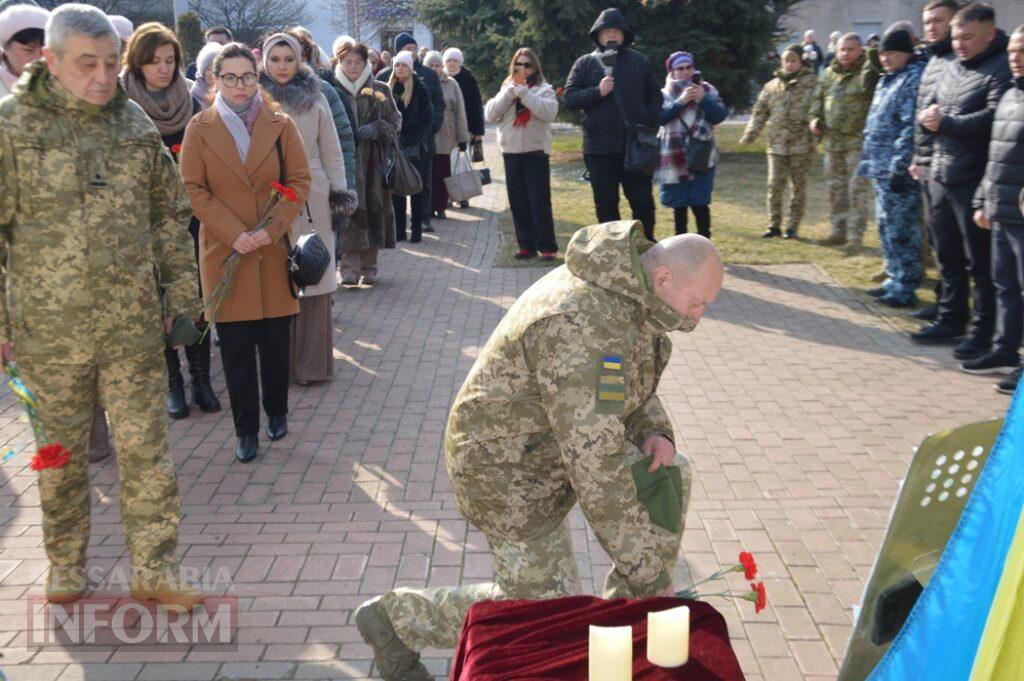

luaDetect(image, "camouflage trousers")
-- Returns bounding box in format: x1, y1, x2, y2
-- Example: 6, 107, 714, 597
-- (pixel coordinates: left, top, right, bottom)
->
824, 148, 872, 243
873, 179, 923, 304
767, 152, 814, 232
381, 451, 692, 652
20, 351, 182, 579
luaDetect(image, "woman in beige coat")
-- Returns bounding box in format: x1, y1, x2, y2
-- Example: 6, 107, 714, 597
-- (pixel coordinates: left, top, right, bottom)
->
424, 50, 469, 220
180, 43, 312, 462
260, 33, 357, 385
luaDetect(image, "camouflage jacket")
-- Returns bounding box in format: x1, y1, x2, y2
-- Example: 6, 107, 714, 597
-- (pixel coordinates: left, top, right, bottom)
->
445, 221, 691, 597
0, 62, 199, 363
741, 66, 819, 155
810, 54, 877, 151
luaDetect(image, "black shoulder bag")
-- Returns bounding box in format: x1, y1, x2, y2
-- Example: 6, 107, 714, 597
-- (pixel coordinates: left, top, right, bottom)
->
275, 137, 330, 298
611, 76, 660, 176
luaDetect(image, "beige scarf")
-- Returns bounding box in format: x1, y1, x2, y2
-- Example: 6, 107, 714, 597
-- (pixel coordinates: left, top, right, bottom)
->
335, 60, 373, 99
122, 71, 194, 136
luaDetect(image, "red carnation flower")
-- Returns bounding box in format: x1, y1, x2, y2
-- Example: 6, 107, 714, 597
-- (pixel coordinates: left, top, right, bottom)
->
270, 181, 298, 202
739, 551, 758, 580
556, 86, 565, 97
751, 582, 767, 613
169, 144, 182, 155
30, 443, 71, 471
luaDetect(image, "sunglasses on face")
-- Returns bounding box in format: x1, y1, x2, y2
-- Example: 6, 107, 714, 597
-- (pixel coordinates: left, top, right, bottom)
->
219, 72, 257, 87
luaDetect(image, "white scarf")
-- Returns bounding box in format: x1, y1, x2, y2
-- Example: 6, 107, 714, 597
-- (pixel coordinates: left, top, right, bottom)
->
334, 61, 373, 99
214, 91, 259, 163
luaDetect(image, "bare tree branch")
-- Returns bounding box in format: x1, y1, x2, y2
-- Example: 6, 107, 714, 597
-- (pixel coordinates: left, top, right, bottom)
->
188, 0, 308, 46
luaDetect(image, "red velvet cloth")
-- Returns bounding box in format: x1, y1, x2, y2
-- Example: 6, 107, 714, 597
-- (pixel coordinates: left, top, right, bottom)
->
450, 596, 745, 681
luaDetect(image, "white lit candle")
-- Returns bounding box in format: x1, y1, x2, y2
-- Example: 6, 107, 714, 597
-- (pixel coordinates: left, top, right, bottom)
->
588, 625, 633, 681
647, 605, 690, 668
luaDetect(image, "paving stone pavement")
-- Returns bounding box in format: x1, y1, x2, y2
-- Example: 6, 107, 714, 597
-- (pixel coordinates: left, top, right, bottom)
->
0, 136, 1011, 681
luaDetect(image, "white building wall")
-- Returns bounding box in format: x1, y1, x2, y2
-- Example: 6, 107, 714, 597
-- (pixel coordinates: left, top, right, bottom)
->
302, 0, 433, 58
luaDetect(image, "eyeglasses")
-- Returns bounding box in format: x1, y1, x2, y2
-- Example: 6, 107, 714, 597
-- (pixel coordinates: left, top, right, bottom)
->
218, 72, 257, 88
515, 62, 533, 68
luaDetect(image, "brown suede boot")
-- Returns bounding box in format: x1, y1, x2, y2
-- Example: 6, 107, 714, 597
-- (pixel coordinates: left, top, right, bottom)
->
131, 572, 204, 614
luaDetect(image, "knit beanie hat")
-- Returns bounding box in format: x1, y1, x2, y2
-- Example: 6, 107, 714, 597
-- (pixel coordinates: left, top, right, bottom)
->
0, 3, 46, 47
393, 51, 414, 70
442, 47, 463, 65
880, 29, 914, 54
393, 32, 416, 53
107, 14, 132, 42
261, 32, 302, 69
665, 51, 693, 71
195, 41, 223, 80
423, 50, 442, 67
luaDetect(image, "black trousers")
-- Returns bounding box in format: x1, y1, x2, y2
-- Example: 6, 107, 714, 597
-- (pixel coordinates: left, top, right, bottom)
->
919, 177, 943, 304
673, 205, 711, 238
929, 179, 994, 337
992, 222, 1024, 356
217, 316, 292, 437
584, 153, 656, 241
393, 153, 431, 240
504, 153, 557, 253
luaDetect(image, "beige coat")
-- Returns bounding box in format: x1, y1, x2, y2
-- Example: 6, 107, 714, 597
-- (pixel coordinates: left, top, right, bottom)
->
434, 75, 470, 155
485, 81, 559, 155
180, 103, 312, 322
271, 84, 348, 297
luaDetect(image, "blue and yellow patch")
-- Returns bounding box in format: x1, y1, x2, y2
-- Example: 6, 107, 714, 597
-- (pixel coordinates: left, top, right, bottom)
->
603, 355, 623, 371
596, 355, 626, 413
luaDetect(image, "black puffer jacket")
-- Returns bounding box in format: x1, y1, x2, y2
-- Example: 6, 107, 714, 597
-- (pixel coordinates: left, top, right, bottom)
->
930, 30, 1011, 185
912, 36, 956, 168
975, 79, 1024, 226
563, 8, 662, 155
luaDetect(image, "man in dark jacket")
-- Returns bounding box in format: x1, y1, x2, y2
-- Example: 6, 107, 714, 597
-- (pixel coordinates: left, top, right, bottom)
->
908, 0, 960, 323
965, 25, 1024, 391
564, 8, 662, 241
911, 3, 1011, 358
378, 33, 445, 231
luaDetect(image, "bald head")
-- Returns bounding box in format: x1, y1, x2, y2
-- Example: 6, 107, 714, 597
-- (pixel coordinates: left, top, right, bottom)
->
641, 234, 723, 325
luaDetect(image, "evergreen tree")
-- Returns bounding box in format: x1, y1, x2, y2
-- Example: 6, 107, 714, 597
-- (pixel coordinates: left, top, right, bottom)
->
176, 11, 204, 64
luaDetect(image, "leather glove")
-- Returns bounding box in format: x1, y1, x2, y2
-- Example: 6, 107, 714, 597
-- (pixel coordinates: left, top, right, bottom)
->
458, 142, 467, 151
329, 189, 359, 218
888, 171, 913, 192
356, 124, 375, 141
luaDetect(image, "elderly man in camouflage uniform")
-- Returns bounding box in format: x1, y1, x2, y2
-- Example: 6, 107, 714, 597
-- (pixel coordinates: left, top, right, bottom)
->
811, 33, 879, 248
740, 44, 819, 239
0, 4, 202, 610
355, 221, 723, 680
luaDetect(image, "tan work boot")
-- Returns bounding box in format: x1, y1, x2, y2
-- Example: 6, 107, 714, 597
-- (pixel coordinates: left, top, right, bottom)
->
46, 565, 86, 604
355, 596, 432, 681
818, 232, 847, 246
870, 268, 888, 283
131, 572, 204, 614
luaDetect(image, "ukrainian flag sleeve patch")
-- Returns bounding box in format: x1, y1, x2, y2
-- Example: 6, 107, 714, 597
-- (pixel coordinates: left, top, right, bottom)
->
596, 355, 626, 414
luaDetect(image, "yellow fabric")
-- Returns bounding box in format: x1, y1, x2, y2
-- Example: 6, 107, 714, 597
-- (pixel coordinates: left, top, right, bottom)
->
969, 504, 1024, 681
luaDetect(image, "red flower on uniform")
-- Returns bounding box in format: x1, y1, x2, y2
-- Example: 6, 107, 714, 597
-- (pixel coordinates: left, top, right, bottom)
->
270, 181, 298, 202
169, 144, 182, 155
751, 582, 767, 613
30, 443, 71, 471
739, 551, 758, 580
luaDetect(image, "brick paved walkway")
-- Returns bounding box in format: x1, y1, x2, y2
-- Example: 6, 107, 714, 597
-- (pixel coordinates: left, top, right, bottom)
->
0, 138, 1011, 680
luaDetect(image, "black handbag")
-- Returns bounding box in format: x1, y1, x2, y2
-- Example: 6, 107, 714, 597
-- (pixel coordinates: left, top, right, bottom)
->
275, 138, 331, 298
471, 138, 484, 163
681, 116, 714, 175
385, 140, 424, 196
612, 89, 660, 176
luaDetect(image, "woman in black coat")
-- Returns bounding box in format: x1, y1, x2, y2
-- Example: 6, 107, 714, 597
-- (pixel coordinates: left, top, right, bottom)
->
388, 52, 434, 243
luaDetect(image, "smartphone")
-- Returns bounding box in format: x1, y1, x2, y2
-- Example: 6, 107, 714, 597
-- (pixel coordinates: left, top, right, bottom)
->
513, 69, 526, 86
691, 71, 703, 85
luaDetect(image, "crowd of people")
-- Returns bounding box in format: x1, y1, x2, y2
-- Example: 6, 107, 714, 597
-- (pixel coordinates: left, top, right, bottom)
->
740, 1, 1024, 397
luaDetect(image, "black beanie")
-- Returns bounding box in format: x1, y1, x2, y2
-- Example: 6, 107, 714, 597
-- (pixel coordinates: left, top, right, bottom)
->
880, 29, 914, 54
394, 32, 416, 53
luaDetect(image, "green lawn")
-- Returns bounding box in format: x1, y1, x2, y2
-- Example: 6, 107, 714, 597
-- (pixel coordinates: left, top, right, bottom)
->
495, 125, 937, 328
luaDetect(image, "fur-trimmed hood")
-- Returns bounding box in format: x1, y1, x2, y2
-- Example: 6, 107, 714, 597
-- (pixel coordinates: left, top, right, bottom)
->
259, 65, 321, 115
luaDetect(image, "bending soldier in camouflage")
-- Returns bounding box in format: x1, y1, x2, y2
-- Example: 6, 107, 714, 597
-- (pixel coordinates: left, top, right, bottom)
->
740, 44, 819, 239
355, 221, 723, 680
810, 33, 879, 248
0, 5, 202, 610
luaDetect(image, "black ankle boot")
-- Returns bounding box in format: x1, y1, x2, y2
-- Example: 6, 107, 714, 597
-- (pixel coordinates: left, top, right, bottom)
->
185, 335, 221, 413
267, 415, 288, 441
165, 347, 189, 419
235, 435, 258, 462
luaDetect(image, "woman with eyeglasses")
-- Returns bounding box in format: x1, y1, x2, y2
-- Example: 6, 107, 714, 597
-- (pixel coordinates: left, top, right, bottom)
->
655, 51, 727, 239
484, 48, 559, 261
179, 43, 312, 463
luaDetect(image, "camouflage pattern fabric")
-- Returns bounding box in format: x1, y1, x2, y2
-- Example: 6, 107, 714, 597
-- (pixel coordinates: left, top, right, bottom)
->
872, 180, 923, 304
810, 53, 877, 152
0, 62, 197, 579
824, 148, 872, 242
767, 152, 814, 232
740, 66, 819, 155
381, 221, 696, 651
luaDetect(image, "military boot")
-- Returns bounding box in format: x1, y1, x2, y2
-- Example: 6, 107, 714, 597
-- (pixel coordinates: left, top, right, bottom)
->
46, 565, 86, 604
185, 335, 221, 413
355, 596, 432, 681
165, 348, 189, 419
131, 571, 204, 614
